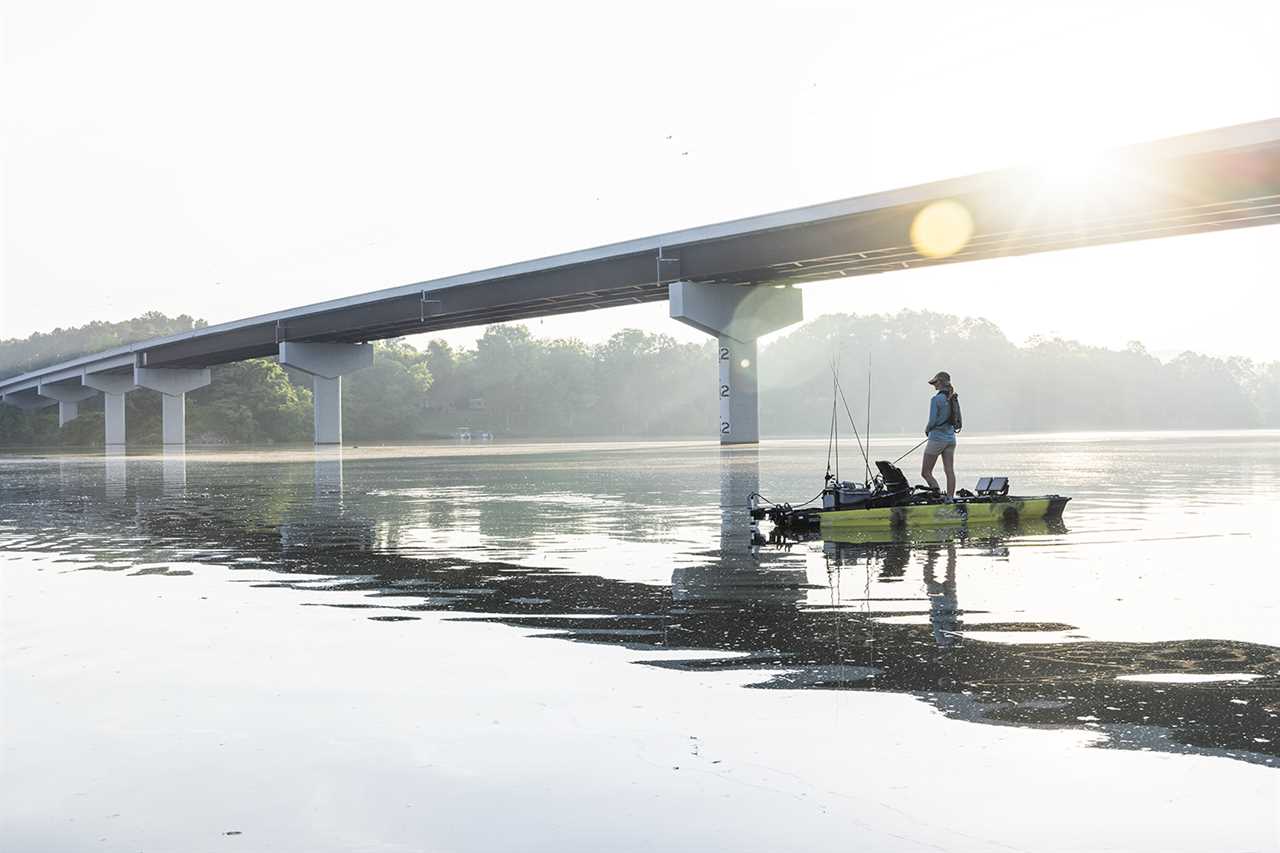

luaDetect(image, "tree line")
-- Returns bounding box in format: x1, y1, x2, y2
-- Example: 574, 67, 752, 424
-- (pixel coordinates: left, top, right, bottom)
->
2, 310, 1278, 447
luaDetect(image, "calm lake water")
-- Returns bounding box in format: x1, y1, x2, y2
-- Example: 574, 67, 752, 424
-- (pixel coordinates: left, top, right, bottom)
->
2, 432, 1278, 852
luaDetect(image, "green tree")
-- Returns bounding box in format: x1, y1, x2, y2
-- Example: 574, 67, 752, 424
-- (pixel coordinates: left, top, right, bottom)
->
188, 359, 313, 444
342, 340, 433, 440
0, 312, 205, 380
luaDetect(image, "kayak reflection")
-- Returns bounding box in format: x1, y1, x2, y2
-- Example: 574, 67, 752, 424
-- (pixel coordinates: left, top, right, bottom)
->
179, 500, 1280, 766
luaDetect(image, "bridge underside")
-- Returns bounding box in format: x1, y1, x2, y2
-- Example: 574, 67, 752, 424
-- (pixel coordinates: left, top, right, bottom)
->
131, 120, 1279, 369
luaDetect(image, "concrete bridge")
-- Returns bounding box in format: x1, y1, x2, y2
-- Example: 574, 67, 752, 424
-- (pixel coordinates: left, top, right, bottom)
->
3, 119, 1278, 446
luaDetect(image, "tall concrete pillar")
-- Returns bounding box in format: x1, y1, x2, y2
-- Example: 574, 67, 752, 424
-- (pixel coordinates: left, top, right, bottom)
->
133, 367, 212, 447
161, 394, 186, 446
717, 337, 759, 445
279, 342, 374, 445
670, 281, 802, 444
38, 379, 97, 428
104, 393, 126, 445
313, 376, 343, 445
83, 371, 138, 448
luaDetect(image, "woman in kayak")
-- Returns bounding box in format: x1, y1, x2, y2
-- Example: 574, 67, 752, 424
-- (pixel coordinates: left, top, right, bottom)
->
922, 371, 958, 500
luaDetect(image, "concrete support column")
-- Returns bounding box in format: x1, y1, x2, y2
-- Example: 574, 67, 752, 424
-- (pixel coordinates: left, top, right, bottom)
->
312, 376, 343, 445
670, 281, 802, 445
161, 394, 186, 446
103, 394, 127, 446
133, 367, 211, 448
83, 371, 139, 449
58, 402, 79, 427
279, 342, 373, 446
717, 337, 759, 445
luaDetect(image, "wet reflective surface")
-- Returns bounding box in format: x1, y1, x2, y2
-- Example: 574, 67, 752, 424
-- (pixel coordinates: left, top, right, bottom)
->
2, 433, 1279, 851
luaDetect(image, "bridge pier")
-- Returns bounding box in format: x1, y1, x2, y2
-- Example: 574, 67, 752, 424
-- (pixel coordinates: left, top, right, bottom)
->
133, 367, 212, 447
104, 393, 127, 446
37, 380, 98, 427
83, 371, 139, 448
278, 342, 374, 445
669, 281, 802, 444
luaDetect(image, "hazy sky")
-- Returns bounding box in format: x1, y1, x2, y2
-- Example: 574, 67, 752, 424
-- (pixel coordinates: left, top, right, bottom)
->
3, 1, 1278, 360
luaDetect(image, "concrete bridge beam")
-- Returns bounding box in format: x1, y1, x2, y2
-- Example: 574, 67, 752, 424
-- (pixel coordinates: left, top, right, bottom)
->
134, 367, 212, 447
278, 342, 374, 445
669, 282, 802, 444
1, 389, 58, 412
83, 371, 138, 448
37, 380, 98, 427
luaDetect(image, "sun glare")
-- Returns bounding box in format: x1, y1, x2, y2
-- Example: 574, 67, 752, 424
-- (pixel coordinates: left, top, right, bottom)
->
1031, 151, 1112, 198
910, 199, 975, 259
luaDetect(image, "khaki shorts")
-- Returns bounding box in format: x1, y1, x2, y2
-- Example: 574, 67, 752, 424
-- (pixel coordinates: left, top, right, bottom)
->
925, 436, 956, 456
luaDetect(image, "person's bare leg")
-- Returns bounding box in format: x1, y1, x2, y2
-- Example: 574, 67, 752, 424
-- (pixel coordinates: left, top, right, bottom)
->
921, 451, 941, 491
941, 444, 956, 499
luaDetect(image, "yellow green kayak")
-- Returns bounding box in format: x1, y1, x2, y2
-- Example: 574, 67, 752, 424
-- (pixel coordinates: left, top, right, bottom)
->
751, 460, 1070, 535
819, 495, 1069, 532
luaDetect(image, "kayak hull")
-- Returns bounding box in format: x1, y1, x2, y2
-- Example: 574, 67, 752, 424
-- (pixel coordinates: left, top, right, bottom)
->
818, 495, 1069, 532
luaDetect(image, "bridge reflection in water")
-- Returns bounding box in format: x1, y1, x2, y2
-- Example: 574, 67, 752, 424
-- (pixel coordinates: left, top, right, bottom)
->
7, 447, 1276, 770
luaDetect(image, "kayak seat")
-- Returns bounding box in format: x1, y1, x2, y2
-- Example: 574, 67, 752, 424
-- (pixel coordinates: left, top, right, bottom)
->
874, 460, 912, 493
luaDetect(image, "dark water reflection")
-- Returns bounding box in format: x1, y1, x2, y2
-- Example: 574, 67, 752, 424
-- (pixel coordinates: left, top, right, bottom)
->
2, 437, 1278, 772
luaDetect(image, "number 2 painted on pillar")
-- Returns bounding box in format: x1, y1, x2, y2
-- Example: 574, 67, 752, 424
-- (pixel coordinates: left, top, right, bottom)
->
719, 347, 731, 435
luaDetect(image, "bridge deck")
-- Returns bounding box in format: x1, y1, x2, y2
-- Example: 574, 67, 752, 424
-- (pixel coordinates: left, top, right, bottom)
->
2, 118, 1278, 391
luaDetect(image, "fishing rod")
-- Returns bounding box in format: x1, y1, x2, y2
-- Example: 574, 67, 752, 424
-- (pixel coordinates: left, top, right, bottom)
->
826, 368, 840, 483
833, 354, 927, 471
893, 437, 929, 465
829, 362, 870, 481
865, 360, 872, 485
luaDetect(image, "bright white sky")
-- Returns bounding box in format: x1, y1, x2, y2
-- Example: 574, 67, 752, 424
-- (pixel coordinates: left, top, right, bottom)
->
2, 1, 1278, 360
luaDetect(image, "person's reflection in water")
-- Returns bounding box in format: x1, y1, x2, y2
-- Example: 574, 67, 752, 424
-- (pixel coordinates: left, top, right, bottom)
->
30, 464, 1279, 767
879, 543, 910, 582
922, 542, 959, 648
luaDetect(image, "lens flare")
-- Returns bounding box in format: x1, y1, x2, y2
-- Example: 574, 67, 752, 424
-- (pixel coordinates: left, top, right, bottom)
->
910, 199, 974, 259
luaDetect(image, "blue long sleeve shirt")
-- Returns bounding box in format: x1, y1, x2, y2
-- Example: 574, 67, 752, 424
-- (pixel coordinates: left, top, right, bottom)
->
926, 392, 956, 441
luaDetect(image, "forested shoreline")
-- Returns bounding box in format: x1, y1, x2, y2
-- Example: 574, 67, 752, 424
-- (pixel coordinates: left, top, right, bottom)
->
2, 311, 1277, 447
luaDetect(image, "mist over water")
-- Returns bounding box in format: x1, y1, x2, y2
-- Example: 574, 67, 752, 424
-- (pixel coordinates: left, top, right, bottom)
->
2, 431, 1278, 851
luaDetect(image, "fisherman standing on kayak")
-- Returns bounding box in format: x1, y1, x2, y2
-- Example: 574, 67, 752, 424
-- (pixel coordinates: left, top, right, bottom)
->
922, 371, 960, 501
